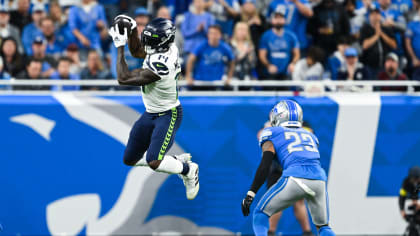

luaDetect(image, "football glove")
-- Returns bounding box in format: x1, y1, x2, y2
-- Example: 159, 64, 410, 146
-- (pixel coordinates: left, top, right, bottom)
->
241, 191, 255, 216
114, 14, 137, 31
109, 24, 128, 48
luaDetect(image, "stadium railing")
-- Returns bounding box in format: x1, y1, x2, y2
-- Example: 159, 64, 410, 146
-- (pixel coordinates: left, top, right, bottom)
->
0, 79, 419, 94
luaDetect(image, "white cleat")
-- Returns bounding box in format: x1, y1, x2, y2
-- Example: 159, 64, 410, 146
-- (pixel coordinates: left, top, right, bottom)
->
175, 153, 192, 163
181, 162, 200, 200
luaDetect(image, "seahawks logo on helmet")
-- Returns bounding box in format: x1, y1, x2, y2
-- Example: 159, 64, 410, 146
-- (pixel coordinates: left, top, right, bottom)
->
141, 18, 176, 54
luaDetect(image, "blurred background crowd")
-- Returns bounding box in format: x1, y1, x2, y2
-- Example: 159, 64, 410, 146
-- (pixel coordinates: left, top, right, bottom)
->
0, 0, 419, 91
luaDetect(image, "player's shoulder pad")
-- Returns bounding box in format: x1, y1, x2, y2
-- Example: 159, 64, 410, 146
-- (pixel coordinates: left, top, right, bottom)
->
259, 127, 273, 147
145, 55, 170, 76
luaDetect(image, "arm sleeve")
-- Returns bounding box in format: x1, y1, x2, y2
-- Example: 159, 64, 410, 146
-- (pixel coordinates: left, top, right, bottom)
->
399, 178, 410, 210
250, 151, 275, 193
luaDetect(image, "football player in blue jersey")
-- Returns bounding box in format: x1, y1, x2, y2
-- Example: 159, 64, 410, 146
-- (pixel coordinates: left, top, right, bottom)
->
241, 100, 335, 236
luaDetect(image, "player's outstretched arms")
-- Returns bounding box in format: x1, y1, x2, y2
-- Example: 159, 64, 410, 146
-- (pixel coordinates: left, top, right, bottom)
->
116, 46, 160, 86
128, 28, 146, 59
241, 141, 276, 216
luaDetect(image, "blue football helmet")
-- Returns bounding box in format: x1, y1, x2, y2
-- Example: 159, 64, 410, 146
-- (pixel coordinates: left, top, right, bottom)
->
269, 100, 303, 127
141, 18, 176, 54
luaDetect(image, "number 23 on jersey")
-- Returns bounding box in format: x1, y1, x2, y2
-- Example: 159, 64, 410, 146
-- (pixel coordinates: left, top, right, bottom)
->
284, 132, 318, 154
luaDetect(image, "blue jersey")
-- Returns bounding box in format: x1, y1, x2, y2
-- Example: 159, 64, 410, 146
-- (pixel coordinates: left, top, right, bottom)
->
192, 40, 234, 81
21, 23, 43, 55
266, 0, 310, 48
390, 0, 412, 15
406, 20, 420, 59
259, 29, 299, 74
68, 4, 107, 50
259, 126, 327, 181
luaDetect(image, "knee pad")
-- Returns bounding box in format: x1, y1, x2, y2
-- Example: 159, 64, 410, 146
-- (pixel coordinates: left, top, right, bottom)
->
318, 225, 335, 236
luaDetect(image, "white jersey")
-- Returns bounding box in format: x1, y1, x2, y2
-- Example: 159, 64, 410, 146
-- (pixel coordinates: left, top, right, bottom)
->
142, 44, 181, 113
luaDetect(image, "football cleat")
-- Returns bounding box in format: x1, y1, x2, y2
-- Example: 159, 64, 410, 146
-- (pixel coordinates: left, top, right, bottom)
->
181, 162, 200, 200
174, 153, 192, 163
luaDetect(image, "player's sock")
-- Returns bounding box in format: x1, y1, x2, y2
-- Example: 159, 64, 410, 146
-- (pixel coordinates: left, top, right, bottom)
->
155, 155, 189, 174
318, 226, 335, 236
253, 210, 269, 236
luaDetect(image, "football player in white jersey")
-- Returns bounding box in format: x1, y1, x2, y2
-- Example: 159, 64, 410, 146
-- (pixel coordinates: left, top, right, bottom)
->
108, 16, 199, 200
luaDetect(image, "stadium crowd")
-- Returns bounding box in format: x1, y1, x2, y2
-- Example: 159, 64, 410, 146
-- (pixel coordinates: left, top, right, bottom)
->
0, 0, 419, 91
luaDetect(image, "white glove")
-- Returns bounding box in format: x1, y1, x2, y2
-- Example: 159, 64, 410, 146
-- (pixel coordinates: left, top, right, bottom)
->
114, 14, 137, 31
109, 24, 128, 48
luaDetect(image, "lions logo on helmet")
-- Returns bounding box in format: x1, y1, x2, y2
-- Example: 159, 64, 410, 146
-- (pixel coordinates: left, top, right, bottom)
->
270, 100, 303, 127
141, 18, 176, 54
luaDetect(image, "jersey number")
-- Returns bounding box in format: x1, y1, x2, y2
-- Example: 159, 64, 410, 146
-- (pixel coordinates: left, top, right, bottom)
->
284, 132, 318, 154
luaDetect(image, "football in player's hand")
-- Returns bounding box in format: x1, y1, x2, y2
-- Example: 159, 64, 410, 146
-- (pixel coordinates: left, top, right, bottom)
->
116, 19, 132, 36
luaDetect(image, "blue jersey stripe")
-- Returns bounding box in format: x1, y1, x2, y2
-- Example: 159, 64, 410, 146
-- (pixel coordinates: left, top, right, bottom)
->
286, 100, 296, 121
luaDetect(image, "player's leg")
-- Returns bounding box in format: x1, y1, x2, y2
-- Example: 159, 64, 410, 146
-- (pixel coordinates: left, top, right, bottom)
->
253, 177, 306, 236
145, 106, 187, 173
293, 199, 313, 235
146, 106, 199, 199
303, 179, 335, 236
266, 166, 283, 235
122, 112, 154, 166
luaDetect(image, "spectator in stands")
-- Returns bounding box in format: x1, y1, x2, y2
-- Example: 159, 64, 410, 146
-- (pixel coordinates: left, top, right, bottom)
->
266, 0, 314, 51
15, 58, 48, 90
377, 52, 408, 91
337, 47, 370, 80
50, 56, 80, 91
1, 37, 25, 76
327, 37, 350, 80
238, 0, 266, 55
185, 24, 235, 89
9, 0, 31, 32
378, 0, 406, 56
292, 46, 325, 80
68, 0, 108, 55
405, 7, 420, 80
52, 3, 77, 50
80, 50, 111, 90
64, 43, 83, 74
157, 6, 184, 53
378, 0, 406, 32
359, 6, 397, 77
308, 0, 351, 55
21, 4, 46, 55
343, 0, 366, 39
206, 0, 240, 37
391, 0, 413, 15
0, 57, 11, 90
109, 7, 149, 79
405, 0, 419, 23
40, 17, 65, 59
49, 1, 64, 27
30, 36, 57, 78
99, 0, 120, 25
259, 8, 300, 80
0, 5, 23, 54
230, 22, 256, 80
181, 0, 215, 58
